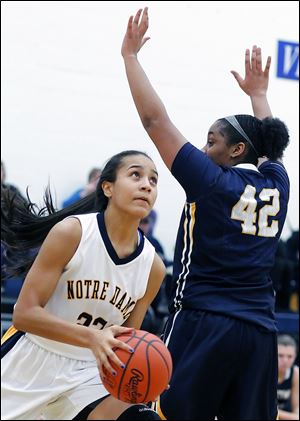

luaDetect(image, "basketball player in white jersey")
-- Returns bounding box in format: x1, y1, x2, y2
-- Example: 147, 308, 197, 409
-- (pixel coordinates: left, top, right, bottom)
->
1, 150, 165, 420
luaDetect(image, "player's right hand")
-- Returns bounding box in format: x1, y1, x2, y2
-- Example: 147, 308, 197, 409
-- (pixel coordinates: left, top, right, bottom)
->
89, 325, 134, 377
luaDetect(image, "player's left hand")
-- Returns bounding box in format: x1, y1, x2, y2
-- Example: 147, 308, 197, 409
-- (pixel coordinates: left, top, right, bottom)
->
121, 7, 150, 58
231, 45, 271, 97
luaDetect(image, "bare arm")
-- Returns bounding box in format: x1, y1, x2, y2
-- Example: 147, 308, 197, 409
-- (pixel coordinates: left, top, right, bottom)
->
13, 218, 134, 376
231, 45, 273, 119
121, 8, 187, 170
123, 252, 166, 329
278, 408, 300, 420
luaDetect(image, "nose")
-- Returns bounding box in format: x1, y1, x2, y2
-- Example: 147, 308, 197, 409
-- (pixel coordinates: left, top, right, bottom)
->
201, 145, 207, 154
140, 177, 152, 191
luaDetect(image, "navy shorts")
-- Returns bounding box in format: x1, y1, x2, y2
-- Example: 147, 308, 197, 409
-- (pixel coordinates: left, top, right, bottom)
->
158, 309, 278, 420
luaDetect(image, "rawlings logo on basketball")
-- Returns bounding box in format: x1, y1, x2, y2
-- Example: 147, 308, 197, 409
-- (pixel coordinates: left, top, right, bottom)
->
123, 369, 144, 403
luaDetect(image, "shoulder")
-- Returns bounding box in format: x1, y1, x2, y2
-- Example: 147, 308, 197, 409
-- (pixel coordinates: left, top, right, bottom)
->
258, 159, 289, 189
171, 142, 209, 173
33, 217, 83, 270
150, 253, 166, 280
46, 217, 82, 246
258, 159, 288, 175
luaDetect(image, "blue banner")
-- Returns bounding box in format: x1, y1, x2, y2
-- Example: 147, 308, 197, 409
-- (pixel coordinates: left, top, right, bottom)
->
277, 41, 299, 81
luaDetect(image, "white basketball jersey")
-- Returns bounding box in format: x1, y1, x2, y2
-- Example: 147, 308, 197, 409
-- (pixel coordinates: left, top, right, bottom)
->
27, 212, 155, 360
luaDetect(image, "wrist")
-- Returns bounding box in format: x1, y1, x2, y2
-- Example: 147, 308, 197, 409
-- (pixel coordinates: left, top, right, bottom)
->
80, 325, 97, 348
123, 53, 138, 60
250, 92, 268, 99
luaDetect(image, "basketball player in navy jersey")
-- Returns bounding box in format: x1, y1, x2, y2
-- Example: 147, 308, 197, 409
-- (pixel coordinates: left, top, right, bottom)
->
277, 334, 299, 420
121, 8, 290, 420
1, 151, 164, 420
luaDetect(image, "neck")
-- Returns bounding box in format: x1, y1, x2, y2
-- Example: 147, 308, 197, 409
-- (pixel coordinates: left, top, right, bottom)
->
103, 208, 140, 258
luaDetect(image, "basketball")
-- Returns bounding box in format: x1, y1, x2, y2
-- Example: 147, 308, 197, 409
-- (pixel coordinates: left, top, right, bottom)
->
100, 329, 173, 404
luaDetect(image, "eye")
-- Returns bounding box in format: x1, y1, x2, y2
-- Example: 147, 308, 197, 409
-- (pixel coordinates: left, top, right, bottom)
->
131, 171, 140, 178
149, 176, 158, 186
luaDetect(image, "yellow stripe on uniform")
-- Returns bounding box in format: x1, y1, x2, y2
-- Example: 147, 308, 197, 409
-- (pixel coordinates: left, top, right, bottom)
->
156, 397, 167, 420
1, 325, 18, 345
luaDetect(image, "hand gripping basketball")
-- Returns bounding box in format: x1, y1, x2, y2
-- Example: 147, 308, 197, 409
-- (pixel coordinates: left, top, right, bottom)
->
100, 329, 172, 403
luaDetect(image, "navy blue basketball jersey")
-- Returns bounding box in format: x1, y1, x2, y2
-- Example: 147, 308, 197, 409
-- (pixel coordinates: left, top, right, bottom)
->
170, 142, 290, 330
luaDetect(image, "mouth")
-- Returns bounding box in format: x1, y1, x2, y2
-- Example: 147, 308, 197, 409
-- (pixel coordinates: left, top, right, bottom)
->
134, 197, 150, 205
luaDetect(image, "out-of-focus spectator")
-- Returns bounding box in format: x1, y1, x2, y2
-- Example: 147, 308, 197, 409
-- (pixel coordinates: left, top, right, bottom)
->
1, 161, 26, 202
277, 334, 299, 420
286, 230, 299, 312
271, 240, 294, 312
62, 167, 101, 208
139, 210, 171, 334
140, 211, 165, 263
1, 161, 28, 302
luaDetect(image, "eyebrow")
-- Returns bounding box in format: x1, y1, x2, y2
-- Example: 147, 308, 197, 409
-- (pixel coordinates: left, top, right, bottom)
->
208, 130, 225, 138
127, 164, 158, 176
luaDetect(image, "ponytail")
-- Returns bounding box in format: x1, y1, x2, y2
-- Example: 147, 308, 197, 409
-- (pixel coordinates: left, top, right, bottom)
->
1, 186, 97, 277
260, 117, 290, 161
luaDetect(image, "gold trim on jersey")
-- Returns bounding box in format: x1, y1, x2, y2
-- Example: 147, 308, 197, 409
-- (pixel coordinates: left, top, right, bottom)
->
155, 397, 167, 420
1, 325, 17, 345
174, 202, 196, 309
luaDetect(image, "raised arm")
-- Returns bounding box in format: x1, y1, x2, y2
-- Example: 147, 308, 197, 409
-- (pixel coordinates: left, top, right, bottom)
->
231, 45, 273, 119
121, 7, 187, 170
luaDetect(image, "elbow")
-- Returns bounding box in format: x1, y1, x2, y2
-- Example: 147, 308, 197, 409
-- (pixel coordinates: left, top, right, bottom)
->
141, 116, 154, 130
12, 314, 22, 331
12, 306, 24, 330
12, 304, 32, 331
141, 114, 170, 133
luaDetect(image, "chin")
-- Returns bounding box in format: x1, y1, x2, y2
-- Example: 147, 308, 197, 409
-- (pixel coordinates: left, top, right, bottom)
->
138, 209, 151, 219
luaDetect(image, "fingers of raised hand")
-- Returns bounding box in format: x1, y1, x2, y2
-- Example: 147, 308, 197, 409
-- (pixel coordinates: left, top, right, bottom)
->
256, 47, 262, 72
251, 45, 257, 72
140, 7, 149, 31
133, 9, 143, 26
245, 49, 251, 74
132, 8, 149, 36
127, 15, 134, 33
264, 56, 271, 74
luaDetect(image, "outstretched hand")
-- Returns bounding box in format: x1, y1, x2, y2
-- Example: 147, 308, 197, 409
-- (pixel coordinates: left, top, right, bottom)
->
121, 7, 150, 58
231, 45, 271, 97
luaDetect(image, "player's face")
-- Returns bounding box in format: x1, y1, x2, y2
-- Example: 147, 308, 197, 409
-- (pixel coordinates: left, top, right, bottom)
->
106, 155, 158, 219
278, 345, 296, 373
202, 121, 233, 166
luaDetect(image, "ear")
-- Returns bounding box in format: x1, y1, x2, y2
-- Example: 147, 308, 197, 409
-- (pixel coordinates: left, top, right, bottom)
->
230, 142, 246, 158
101, 181, 113, 198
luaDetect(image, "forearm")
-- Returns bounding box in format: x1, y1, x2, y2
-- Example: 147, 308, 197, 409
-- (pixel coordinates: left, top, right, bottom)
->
13, 305, 93, 348
278, 409, 299, 420
250, 94, 273, 119
123, 55, 169, 128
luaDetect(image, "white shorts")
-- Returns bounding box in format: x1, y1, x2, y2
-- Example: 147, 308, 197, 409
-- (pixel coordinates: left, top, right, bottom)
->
1, 335, 109, 420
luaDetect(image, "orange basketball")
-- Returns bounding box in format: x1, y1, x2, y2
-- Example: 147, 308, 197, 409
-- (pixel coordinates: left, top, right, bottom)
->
100, 329, 172, 404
